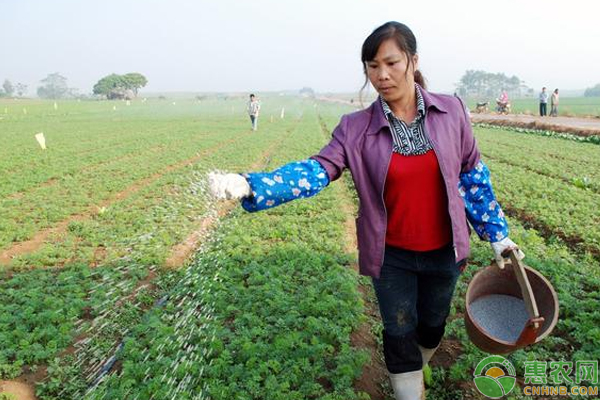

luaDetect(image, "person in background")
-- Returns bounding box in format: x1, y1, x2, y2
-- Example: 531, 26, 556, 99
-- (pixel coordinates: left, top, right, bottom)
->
247, 94, 261, 131
208, 21, 524, 400
496, 89, 510, 113
550, 88, 559, 117
498, 89, 509, 106
539, 87, 549, 116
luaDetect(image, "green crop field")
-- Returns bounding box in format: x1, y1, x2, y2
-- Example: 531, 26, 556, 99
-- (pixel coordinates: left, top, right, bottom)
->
1, 98, 599, 399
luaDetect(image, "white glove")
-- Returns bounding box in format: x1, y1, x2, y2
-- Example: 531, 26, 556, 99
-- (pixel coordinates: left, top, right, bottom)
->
208, 172, 251, 200
490, 237, 525, 269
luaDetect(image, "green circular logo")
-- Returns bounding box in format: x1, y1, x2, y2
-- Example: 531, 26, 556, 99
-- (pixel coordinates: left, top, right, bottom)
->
473, 355, 517, 398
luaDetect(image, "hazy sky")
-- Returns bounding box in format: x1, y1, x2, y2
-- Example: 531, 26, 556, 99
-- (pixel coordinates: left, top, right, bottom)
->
2, 0, 599, 95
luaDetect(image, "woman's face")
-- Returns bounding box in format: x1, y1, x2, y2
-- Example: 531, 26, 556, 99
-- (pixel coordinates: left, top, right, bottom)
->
365, 38, 418, 104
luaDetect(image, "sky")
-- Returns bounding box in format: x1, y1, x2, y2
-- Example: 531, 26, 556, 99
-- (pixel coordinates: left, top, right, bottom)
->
2, 0, 599, 95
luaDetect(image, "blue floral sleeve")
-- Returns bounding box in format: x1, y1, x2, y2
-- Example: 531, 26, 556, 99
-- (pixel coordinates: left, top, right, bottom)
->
458, 160, 509, 242
241, 159, 330, 212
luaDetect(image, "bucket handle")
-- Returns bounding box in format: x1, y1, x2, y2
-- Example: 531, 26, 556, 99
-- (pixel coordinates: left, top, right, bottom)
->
505, 249, 545, 346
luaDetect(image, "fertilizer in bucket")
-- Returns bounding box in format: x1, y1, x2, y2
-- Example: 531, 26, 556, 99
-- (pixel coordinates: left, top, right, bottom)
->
469, 294, 530, 342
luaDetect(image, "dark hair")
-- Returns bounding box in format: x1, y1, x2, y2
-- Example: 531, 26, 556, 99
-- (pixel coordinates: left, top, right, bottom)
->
250, 94, 255, 98
359, 21, 426, 102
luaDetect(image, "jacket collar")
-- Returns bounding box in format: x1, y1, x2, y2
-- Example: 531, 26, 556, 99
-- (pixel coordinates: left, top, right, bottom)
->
366, 84, 448, 135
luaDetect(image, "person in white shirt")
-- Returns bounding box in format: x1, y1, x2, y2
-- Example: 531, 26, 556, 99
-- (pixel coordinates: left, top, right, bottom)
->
247, 94, 261, 131
539, 87, 549, 116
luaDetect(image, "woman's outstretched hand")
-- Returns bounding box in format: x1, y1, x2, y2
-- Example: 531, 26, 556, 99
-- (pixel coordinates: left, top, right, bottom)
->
208, 172, 252, 200
490, 237, 525, 269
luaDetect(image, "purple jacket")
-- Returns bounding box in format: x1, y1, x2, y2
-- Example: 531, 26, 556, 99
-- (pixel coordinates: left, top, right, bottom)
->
311, 88, 480, 278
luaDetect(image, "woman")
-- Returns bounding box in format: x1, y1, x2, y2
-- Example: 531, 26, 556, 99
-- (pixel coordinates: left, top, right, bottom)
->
550, 88, 559, 117
209, 21, 524, 400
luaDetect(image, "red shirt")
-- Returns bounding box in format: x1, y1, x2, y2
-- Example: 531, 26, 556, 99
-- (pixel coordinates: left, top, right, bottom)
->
384, 150, 452, 251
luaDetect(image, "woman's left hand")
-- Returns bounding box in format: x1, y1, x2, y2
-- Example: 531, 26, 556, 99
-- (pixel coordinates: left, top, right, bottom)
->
490, 237, 525, 269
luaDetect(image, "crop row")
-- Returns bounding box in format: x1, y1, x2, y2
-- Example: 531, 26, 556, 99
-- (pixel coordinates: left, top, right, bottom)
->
482, 156, 600, 257
475, 126, 600, 192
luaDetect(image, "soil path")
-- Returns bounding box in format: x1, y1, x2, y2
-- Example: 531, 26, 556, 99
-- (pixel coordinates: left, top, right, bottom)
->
470, 113, 600, 136
0, 380, 37, 400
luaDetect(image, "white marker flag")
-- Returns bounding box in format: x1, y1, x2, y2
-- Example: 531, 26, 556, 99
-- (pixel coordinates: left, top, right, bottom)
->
35, 133, 47, 150
280, 107, 285, 119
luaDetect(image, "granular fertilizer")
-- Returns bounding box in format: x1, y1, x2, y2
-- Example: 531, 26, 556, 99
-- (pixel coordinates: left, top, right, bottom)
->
469, 294, 530, 342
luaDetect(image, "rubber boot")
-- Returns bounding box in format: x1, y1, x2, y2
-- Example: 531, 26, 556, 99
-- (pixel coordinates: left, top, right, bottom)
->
389, 369, 425, 400
418, 344, 439, 366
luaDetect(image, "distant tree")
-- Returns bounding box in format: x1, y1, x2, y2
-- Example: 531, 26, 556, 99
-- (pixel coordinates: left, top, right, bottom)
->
3, 79, 14, 96
93, 74, 127, 99
15, 83, 28, 97
456, 70, 528, 99
122, 73, 148, 96
584, 83, 600, 97
37, 73, 69, 99
93, 73, 147, 99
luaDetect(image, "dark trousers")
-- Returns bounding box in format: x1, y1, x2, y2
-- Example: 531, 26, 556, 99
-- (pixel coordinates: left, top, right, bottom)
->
540, 103, 547, 116
372, 244, 462, 373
